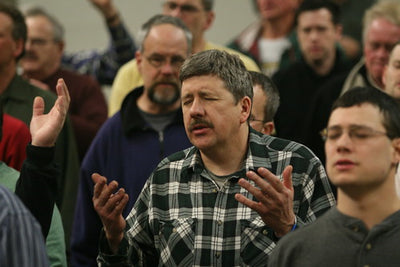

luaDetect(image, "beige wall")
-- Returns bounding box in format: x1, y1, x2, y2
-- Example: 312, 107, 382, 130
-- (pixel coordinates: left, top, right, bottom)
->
18, 0, 257, 53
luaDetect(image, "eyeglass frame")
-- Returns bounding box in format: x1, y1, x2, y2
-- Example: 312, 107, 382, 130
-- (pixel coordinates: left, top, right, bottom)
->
143, 54, 186, 70
320, 125, 392, 143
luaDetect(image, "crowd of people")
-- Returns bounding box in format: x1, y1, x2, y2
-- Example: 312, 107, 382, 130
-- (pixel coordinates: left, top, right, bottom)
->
1, 0, 400, 266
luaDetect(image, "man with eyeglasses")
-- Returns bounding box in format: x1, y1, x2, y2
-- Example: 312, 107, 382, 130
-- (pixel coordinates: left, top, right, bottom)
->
269, 86, 400, 266
108, 0, 261, 116
248, 71, 280, 135
70, 15, 193, 267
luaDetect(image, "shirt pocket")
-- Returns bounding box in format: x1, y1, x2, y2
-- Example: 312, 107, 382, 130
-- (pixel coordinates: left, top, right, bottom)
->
157, 217, 196, 265
240, 217, 274, 266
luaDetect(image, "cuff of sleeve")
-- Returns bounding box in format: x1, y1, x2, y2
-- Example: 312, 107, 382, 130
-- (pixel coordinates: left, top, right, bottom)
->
98, 229, 129, 264
26, 144, 55, 167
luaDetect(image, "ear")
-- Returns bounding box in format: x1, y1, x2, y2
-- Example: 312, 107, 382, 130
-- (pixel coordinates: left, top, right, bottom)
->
13, 38, 25, 59
239, 96, 252, 124
135, 50, 143, 73
382, 65, 388, 88
57, 41, 65, 53
203, 11, 215, 31
261, 121, 275, 135
335, 24, 343, 41
391, 138, 400, 165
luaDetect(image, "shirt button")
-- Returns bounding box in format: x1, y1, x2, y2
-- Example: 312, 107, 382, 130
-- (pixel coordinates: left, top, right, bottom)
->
217, 220, 222, 226
172, 228, 177, 233
262, 229, 268, 235
363, 265, 370, 267
215, 252, 221, 258
352, 226, 359, 232
366, 243, 372, 250
212, 189, 217, 193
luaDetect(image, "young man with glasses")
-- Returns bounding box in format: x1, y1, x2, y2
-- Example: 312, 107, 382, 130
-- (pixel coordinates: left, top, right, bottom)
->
70, 15, 193, 267
269, 86, 400, 266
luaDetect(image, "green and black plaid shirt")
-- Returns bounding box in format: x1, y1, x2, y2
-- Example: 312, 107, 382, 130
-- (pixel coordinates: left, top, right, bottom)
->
99, 129, 336, 266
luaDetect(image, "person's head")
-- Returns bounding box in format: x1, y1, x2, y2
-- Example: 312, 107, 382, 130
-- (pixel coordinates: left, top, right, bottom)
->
20, 6, 65, 80
362, 1, 400, 89
179, 49, 253, 153
295, 0, 342, 70
136, 14, 192, 108
0, 3, 26, 67
383, 42, 400, 102
162, 0, 214, 46
324, 87, 400, 193
248, 71, 280, 135
254, 0, 300, 21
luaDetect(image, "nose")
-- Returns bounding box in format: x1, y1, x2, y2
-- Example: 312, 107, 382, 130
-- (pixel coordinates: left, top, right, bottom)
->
167, 7, 182, 18
189, 97, 204, 117
160, 61, 175, 75
335, 132, 352, 153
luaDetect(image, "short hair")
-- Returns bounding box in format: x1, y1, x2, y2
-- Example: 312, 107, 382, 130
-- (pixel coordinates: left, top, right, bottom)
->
249, 71, 280, 123
137, 14, 192, 54
201, 0, 214, 11
362, 1, 400, 43
295, 0, 341, 27
180, 49, 253, 104
23, 6, 65, 42
0, 3, 27, 60
332, 86, 400, 139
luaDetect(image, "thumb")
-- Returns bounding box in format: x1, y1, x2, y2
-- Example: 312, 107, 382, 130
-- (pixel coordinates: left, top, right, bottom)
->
32, 96, 45, 117
282, 165, 293, 190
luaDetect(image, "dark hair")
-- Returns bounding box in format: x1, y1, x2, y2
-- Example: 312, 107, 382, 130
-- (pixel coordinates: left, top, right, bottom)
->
0, 3, 27, 60
180, 49, 253, 104
295, 0, 341, 27
249, 71, 280, 123
332, 86, 400, 139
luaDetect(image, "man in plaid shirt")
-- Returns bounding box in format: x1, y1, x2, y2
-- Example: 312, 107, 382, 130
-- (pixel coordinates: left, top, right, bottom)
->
92, 50, 336, 266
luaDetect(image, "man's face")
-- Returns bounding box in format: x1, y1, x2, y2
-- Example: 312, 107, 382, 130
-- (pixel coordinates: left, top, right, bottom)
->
256, 0, 299, 21
383, 45, 400, 101
162, 0, 213, 42
325, 103, 398, 192
250, 84, 268, 134
0, 13, 23, 70
181, 75, 251, 152
364, 18, 400, 88
297, 8, 340, 67
20, 15, 63, 80
136, 24, 189, 106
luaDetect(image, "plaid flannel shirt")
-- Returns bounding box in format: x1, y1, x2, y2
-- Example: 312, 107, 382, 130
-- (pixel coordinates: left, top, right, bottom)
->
98, 129, 335, 266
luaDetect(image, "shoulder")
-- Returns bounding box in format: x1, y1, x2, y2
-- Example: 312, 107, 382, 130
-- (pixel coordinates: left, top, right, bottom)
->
205, 42, 260, 72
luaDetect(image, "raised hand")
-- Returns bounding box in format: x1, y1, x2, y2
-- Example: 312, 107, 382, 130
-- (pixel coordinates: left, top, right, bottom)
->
92, 173, 129, 253
235, 165, 295, 237
30, 78, 70, 147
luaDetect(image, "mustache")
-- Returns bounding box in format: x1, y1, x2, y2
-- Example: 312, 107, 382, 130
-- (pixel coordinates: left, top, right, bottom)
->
23, 51, 38, 60
152, 79, 180, 87
188, 119, 214, 131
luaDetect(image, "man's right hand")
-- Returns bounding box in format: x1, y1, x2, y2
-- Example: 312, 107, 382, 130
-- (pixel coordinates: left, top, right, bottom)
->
92, 173, 129, 253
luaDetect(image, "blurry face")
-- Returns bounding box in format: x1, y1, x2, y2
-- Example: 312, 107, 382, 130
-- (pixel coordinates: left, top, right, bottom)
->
383, 45, 400, 101
20, 15, 63, 80
250, 84, 267, 133
325, 104, 398, 191
297, 8, 340, 67
162, 0, 213, 42
136, 24, 189, 106
0, 13, 23, 70
363, 18, 400, 88
256, 0, 299, 20
181, 75, 251, 152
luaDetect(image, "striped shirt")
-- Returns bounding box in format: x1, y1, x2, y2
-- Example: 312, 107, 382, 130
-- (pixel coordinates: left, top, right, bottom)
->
98, 129, 336, 266
0, 185, 49, 266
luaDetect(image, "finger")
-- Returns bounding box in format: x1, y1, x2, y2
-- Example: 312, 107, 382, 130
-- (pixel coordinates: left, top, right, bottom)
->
237, 177, 271, 205
92, 173, 107, 198
235, 192, 262, 213
246, 170, 280, 200
256, 167, 286, 193
108, 189, 129, 215
282, 165, 293, 191
55, 79, 70, 112
32, 96, 45, 117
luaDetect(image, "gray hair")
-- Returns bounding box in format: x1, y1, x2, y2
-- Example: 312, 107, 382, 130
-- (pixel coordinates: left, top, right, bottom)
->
137, 14, 192, 54
180, 49, 253, 104
363, 1, 400, 43
23, 6, 64, 42
249, 71, 280, 123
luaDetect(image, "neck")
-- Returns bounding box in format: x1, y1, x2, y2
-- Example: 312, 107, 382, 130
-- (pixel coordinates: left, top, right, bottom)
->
337, 174, 400, 230
0, 63, 17, 95
260, 13, 295, 39
23, 64, 59, 82
192, 35, 207, 54
200, 126, 249, 176
308, 52, 336, 76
